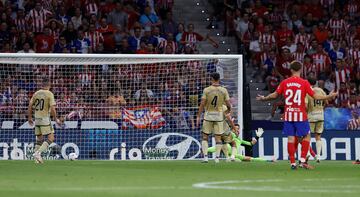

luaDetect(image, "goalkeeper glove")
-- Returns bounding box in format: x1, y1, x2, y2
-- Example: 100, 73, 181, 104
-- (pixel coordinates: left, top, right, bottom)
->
255, 128, 264, 138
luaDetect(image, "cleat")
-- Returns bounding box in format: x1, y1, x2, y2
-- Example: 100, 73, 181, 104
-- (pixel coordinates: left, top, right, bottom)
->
214, 157, 220, 163
291, 164, 297, 170
305, 155, 310, 163
33, 151, 43, 164
353, 160, 360, 165
316, 158, 320, 163
299, 162, 314, 170
201, 157, 209, 163
230, 155, 235, 162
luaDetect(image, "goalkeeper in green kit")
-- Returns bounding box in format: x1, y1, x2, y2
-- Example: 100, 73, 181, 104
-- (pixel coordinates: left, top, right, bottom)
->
208, 106, 274, 162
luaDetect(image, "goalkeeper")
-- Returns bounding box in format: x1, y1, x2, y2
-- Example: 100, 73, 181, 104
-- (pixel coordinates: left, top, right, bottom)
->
208, 106, 272, 162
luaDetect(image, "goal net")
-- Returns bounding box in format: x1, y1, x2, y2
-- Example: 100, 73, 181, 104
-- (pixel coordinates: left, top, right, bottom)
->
0, 53, 243, 160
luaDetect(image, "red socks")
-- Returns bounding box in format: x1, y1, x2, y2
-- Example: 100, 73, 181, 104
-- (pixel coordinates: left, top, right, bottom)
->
300, 140, 310, 162
309, 146, 316, 157
294, 136, 299, 152
288, 142, 296, 164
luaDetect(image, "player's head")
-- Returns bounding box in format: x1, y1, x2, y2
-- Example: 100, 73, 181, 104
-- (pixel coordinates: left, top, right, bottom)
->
307, 77, 317, 86
210, 72, 220, 83
234, 123, 240, 136
41, 77, 51, 89
290, 61, 302, 75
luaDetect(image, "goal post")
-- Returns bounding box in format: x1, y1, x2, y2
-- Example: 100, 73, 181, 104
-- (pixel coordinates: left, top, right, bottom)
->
0, 53, 243, 160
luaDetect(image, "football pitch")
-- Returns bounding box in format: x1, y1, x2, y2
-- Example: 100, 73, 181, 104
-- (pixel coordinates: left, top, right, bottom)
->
0, 160, 359, 197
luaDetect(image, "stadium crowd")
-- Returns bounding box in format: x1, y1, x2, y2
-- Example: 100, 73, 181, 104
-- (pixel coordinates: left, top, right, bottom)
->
1, 0, 360, 129
207, 0, 360, 110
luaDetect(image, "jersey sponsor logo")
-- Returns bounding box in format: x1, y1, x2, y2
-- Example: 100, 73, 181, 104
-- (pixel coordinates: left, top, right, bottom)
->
142, 133, 201, 160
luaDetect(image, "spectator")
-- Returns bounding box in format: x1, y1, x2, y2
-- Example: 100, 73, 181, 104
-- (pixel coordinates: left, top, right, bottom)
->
159, 33, 177, 54
17, 42, 35, 53
107, 2, 128, 29
328, 39, 346, 64
71, 7, 83, 30
181, 24, 218, 50
128, 26, 143, 52
62, 21, 78, 44
139, 6, 161, 28
314, 22, 329, 44
134, 83, 154, 100
85, 23, 104, 53
14, 9, 27, 32
57, 6, 71, 28
85, 0, 99, 17
97, 18, 116, 53
118, 38, 133, 54
276, 20, 294, 48
34, 27, 55, 53
26, 2, 52, 33
72, 30, 91, 54
162, 11, 177, 35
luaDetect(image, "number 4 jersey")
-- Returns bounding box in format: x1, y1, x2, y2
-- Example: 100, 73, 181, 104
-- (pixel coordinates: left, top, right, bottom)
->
201, 85, 230, 122
30, 89, 56, 126
305, 87, 326, 122
276, 76, 314, 122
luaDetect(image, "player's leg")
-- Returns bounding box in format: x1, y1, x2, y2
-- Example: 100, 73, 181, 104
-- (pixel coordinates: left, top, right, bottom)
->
221, 134, 231, 161
213, 121, 224, 163
201, 121, 211, 163
230, 141, 237, 161
296, 122, 314, 169
34, 126, 43, 152
283, 122, 297, 169
34, 125, 55, 163
314, 121, 324, 162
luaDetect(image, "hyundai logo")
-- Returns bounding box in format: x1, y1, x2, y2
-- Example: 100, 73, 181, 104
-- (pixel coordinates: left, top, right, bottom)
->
142, 133, 201, 160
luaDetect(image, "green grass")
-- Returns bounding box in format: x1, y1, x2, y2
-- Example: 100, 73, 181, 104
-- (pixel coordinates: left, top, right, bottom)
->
0, 160, 359, 197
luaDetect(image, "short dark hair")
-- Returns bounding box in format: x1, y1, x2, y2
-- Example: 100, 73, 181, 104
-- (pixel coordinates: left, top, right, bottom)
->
308, 77, 317, 85
42, 77, 50, 86
210, 72, 220, 81
290, 61, 302, 72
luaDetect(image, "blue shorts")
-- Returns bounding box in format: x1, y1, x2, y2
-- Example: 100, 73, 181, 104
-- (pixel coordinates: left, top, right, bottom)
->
282, 121, 310, 137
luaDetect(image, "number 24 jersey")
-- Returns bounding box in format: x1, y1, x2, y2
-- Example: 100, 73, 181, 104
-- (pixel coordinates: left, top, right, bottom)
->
276, 76, 314, 122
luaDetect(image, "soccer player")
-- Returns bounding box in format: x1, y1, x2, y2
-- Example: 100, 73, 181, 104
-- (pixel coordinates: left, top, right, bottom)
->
28, 77, 61, 163
305, 77, 327, 163
256, 61, 337, 170
196, 72, 231, 163
208, 124, 271, 162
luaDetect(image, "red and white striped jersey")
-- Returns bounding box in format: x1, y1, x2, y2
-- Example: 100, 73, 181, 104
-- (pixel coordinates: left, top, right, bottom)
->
26, 8, 52, 32
276, 76, 315, 122
85, 31, 104, 51
348, 48, 360, 67
311, 53, 331, 74
159, 40, 178, 54
338, 88, 350, 105
302, 62, 317, 78
347, 118, 360, 130
345, 3, 359, 17
320, 0, 335, 7
258, 52, 268, 65
14, 18, 26, 31
259, 33, 276, 47
294, 33, 311, 49
326, 19, 346, 39
78, 72, 95, 87
335, 67, 351, 89
268, 13, 283, 24
157, 0, 174, 9
49, 28, 61, 41
292, 52, 305, 63
181, 32, 204, 49
86, 3, 99, 16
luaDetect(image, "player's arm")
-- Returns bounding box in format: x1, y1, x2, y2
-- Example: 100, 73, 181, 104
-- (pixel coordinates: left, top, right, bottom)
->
27, 96, 34, 126
49, 93, 61, 125
224, 111, 236, 130
312, 90, 338, 100
256, 91, 279, 101
196, 98, 206, 127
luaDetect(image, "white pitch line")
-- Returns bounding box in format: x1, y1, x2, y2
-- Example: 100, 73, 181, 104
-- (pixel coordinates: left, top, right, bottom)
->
0, 186, 194, 192
192, 179, 360, 193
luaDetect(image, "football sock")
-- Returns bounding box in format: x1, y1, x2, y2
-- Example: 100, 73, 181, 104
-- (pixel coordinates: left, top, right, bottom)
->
309, 146, 316, 157
294, 136, 299, 152
300, 140, 310, 163
201, 140, 208, 157
34, 140, 42, 152
38, 140, 51, 153
231, 147, 237, 157
316, 140, 322, 158
250, 157, 267, 162
215, 143, 222, 158
288, 142, 296, 165
222, 144, 229, 158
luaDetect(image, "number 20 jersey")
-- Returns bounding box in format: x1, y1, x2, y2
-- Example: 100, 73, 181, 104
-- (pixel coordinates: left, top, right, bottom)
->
30, 89, 56, 126
276, 76, 314, 122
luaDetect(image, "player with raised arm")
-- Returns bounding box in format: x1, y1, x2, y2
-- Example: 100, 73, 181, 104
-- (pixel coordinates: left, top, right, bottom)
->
28, 77, 61, 163
256, 61, 337, 170
305, 77, 328, 163
196, 72, 232, 163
